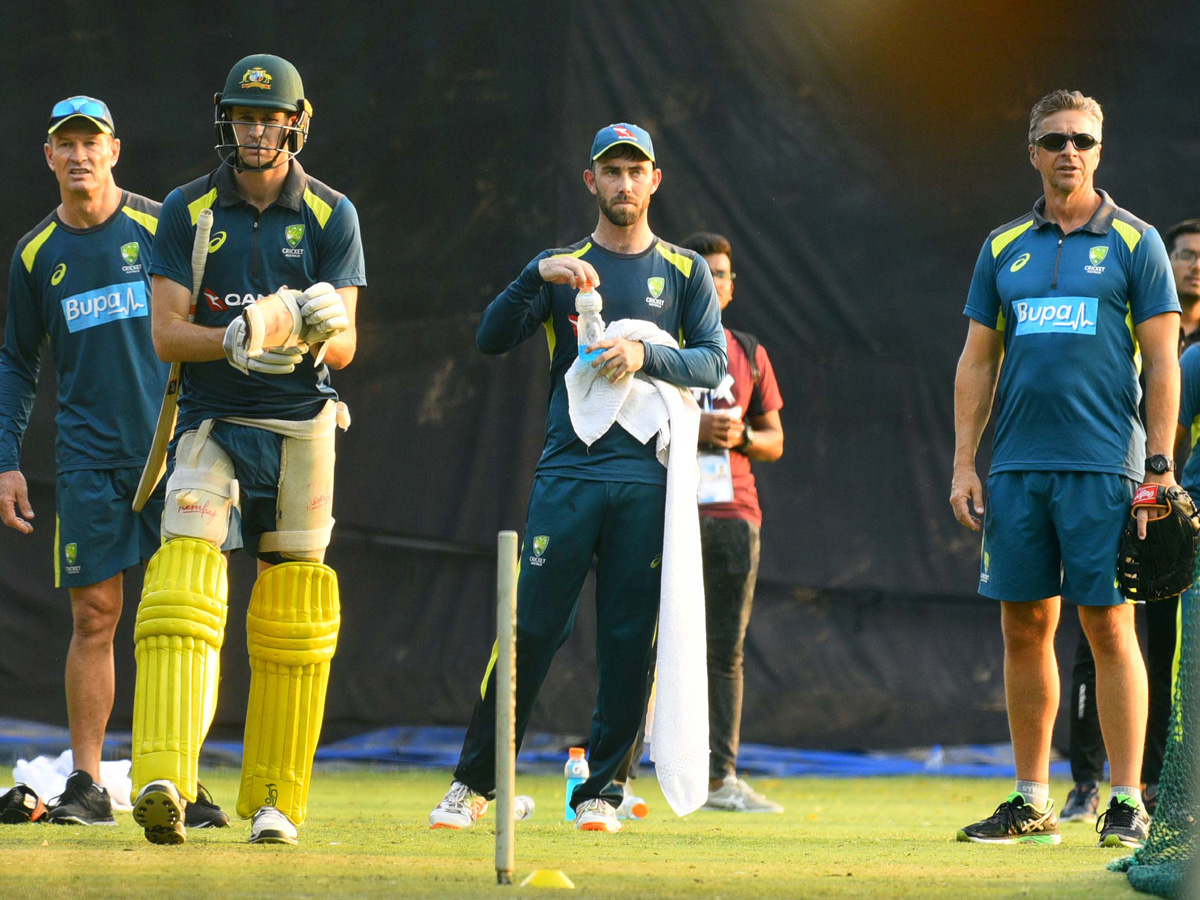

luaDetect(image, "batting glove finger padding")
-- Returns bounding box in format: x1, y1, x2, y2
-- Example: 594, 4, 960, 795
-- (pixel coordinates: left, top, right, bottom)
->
1117, 483, 1200, 602
299, 282, 349, 341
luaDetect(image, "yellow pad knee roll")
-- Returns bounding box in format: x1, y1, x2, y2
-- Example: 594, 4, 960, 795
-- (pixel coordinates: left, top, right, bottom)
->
131, 538, 228, 804
237, 561, 340, 824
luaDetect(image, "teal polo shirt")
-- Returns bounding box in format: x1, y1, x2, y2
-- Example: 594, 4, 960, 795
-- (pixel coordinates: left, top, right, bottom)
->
149, 161, 366, 433
965, 190, 1179, 482
0, 193, 166, 473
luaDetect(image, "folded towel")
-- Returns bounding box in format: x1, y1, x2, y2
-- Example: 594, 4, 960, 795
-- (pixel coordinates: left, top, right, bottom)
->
565, 318, 709, 816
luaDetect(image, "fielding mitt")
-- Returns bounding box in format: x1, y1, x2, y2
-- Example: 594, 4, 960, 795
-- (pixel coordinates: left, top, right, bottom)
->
0, 785, 46, 824
1117, 483, 1200, 602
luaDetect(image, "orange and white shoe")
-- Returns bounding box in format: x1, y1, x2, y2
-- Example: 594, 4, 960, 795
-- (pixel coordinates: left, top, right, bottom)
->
575, 798, 622, 832
429, 781, 488, 829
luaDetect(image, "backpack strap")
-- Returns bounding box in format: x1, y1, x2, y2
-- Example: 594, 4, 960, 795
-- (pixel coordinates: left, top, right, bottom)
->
728, 329, 760, 384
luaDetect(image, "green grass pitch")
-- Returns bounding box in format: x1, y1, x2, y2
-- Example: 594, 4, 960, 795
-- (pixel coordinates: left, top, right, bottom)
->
0, 768, 1141, 898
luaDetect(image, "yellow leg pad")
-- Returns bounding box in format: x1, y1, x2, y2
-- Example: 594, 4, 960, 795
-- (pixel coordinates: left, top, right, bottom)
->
131, 538, 228, 804
237, 561, 340, 824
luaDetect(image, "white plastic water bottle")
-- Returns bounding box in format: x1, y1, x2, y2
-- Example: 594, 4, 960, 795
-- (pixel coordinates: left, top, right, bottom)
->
563, 746, 589, 821
575, 288, 605, 364
513, 794, 535, 820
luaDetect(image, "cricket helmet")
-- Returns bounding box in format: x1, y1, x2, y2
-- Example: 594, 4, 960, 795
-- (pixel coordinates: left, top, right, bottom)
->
214, 54, 313, 171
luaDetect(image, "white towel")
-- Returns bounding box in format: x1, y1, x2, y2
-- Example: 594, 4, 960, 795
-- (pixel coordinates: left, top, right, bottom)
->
564, 319, 710, 816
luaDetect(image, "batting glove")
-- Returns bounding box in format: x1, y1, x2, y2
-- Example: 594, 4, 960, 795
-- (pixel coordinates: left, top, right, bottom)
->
299, 282, 349, 342
223, 318, 304, 375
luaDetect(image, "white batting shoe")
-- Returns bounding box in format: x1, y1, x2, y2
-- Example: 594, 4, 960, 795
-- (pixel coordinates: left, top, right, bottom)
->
249, 806, 298, 845
429, 781, 488, 829
132, 780, 186, 845
575, 798, 622, 832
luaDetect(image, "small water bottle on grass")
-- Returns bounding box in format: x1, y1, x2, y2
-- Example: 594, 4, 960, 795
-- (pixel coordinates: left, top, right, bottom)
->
563, 747, 589, 821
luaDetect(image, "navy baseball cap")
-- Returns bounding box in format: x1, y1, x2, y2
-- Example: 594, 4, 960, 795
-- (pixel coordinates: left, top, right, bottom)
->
590, 123, 655, 163
48, 95, 114, 135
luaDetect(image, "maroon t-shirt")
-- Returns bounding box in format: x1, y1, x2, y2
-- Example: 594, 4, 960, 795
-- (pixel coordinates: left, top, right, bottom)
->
700, 328, 783, 527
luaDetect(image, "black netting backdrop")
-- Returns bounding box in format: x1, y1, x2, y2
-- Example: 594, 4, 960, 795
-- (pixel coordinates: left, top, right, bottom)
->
3, 2, 1200, 750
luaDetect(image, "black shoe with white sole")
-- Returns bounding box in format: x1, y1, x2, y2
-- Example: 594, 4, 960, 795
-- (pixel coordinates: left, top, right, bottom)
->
46, 770, 116, 826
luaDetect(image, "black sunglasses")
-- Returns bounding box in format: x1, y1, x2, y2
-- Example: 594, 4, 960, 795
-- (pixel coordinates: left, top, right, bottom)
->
1034, 132, 1099, 152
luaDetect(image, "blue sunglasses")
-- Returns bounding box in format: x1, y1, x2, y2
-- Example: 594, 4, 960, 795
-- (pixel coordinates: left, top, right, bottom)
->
49, 96, 113, 132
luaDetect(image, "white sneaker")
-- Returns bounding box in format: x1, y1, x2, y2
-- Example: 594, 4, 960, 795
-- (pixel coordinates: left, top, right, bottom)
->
429, 781, 488, 829
132, 780, 186, 845
575, 798, 622, 832
249, 806, 298, 845
703, 774, 784, 813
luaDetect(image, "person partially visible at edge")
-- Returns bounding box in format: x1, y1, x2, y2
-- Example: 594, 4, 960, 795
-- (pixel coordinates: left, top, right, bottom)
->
428, 122, 726, 834
1060, 216, 1200, 826
683, 231, 785, 814
0, 96, 227, 828
950, 89, 1179, 850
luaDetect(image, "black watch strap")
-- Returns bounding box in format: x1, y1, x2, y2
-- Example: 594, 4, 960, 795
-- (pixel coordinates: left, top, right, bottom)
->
1146, 453, 1174, 475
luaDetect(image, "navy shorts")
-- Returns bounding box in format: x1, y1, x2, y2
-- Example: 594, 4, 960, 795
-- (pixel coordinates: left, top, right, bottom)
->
167, 420, 286, 562
979, 470, 1135, 607
54, 466, 164, 589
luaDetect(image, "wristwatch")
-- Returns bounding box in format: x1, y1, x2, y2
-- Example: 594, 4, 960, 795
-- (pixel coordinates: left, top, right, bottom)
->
741, 425, 756, 449
1146, 453, 1174, 475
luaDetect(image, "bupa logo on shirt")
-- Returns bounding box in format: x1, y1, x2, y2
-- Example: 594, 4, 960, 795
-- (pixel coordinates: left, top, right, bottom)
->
1012, 296, 1098, 336
60, 282, 149, 333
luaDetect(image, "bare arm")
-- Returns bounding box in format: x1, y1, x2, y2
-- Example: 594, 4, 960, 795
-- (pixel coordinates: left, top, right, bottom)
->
950, 319, 1004, 531
151, 275, 225, 363
1137, 310, 1182, 485
744, 410, 784, 462
312, 287, 357, 369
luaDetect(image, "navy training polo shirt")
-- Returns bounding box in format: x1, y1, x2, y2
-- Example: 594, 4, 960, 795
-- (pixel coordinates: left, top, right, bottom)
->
964, 190, 1179, 482
476, 236, 726, 485
149, 161, 366, 433
0, 193, 166, 472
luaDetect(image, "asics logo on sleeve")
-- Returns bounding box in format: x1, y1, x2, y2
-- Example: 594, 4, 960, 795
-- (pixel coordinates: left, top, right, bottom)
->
1012, 296, 1097, 335
61, 282, 148, 333
1010, 253, 1031, 273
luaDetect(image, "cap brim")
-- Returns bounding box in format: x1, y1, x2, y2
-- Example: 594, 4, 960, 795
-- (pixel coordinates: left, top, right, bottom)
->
219, 94, 299, 112
48, 114, 113, 135
591, 139, 654, 163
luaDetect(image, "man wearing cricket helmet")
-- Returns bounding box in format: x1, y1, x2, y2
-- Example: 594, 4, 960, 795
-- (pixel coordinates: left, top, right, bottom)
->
129, 53, 365, 846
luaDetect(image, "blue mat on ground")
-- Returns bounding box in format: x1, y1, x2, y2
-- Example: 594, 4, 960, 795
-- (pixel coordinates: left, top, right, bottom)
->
0, 718, 1072, 778
313, 725, 1073, 779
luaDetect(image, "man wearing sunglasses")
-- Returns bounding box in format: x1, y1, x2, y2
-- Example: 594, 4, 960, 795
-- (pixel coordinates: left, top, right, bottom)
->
0, 97, 228, 828
951, 90, 1179, 849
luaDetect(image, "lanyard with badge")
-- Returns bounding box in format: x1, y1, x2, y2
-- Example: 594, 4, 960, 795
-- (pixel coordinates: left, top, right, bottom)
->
696, 375, 738, 505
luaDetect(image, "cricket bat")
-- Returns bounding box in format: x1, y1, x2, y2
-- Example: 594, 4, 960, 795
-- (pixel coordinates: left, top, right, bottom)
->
131, 207, 213, 512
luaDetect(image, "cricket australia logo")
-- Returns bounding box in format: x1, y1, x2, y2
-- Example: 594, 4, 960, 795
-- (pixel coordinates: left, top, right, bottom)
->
121, 242, 141, 274
1085, 245, 1108, 275
64, 542, 80, 575
529, 534, 549, 567
241, 67, 273, 90
282, 224, 305, 258
646, 276, 665, 309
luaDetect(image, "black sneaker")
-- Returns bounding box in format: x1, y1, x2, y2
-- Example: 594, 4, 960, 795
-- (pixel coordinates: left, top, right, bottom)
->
46, 770, 116, 826
185, 783, 230, 829
1096, 795, 1150, 848
956, 792, 1061, 844
1060, 780, 1100, 823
